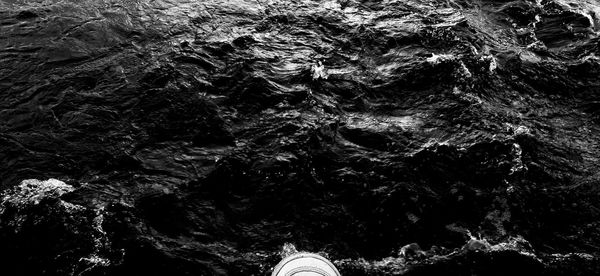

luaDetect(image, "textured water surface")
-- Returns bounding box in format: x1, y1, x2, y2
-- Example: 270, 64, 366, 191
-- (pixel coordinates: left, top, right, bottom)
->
1, 0, 600, 275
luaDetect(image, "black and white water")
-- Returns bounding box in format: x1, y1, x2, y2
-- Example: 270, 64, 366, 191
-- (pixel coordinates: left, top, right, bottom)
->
1, 0, 600, 275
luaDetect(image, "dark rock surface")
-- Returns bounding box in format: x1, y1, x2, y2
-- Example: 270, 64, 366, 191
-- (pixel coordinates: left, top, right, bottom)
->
1, 0, 600, 275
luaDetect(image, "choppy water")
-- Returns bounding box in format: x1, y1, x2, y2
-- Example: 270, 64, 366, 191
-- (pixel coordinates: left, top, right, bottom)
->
1, 0, 600, 275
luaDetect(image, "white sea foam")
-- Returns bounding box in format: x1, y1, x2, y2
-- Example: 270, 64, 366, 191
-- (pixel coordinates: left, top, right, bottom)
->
426, 53, 454, 64
0, 179, 74, 213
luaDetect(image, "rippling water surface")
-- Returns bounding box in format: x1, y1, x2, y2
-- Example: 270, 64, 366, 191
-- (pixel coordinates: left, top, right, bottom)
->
1, 0, 600, 275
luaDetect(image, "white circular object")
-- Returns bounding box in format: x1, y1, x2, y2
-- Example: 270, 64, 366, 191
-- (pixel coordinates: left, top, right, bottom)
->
272, 253, 341, 276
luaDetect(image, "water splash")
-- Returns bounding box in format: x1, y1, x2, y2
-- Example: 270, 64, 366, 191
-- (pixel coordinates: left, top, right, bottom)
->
279, 243, 299, 259
311, 60, 328, 80
0, 179, 74, 210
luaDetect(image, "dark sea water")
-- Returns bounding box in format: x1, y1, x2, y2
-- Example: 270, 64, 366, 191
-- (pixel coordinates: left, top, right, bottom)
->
1, 0, 600, 275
